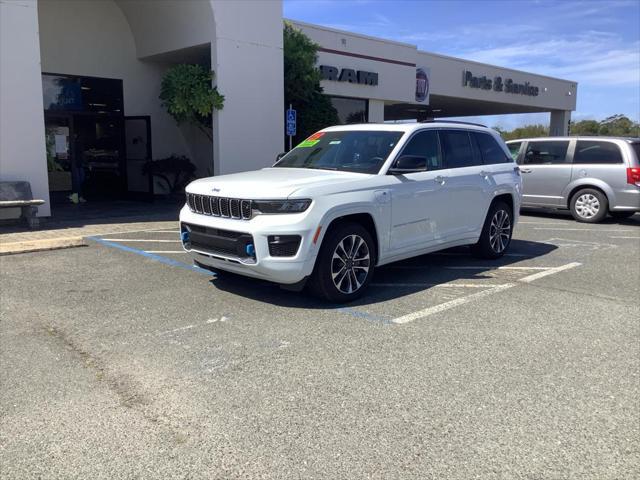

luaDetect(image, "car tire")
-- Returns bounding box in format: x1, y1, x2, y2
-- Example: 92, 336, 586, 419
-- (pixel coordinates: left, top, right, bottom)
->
471, 201, 513, 259
309, 222, 375, 303
609, 211, 635, 220
570, 188, 608, 223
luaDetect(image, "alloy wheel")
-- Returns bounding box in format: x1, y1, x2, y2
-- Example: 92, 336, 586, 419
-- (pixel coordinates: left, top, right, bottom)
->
575, 193, 600, 219
489, 209, 511, 254
331, 234, 371, 294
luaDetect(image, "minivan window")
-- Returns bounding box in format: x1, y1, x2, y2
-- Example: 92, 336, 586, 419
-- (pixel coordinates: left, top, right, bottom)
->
507, 142, 522, 162
573, 140, 623, 164
523, 141, 570, 165
440, 130, 481, 168
474, 132, 511, 164
400, 130, 443, 170
632, 143, 640, 161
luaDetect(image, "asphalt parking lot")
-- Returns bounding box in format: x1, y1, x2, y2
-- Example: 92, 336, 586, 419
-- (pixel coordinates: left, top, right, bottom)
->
1, 211, 639, 479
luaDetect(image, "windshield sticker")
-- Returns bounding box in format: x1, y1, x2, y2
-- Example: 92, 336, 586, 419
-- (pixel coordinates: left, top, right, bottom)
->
297, 132, 325, 148
329, 140, 341, 145
298, 139, 320, 147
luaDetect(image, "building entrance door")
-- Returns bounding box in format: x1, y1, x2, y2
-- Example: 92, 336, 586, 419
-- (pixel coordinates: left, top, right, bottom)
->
45, 113, 76, 203
73, 114, 126, 200
124, 116, 154, 200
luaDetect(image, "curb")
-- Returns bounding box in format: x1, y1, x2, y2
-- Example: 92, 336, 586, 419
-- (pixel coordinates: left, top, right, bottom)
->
0, 237, 86, 256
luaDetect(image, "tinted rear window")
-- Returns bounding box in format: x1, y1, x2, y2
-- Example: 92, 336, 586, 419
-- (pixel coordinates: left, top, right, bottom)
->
440, 130, 482, 168
474, 132, 511, 164
523, 141, 570, 165
631, 143, 640, 162
573, 141, 623, 164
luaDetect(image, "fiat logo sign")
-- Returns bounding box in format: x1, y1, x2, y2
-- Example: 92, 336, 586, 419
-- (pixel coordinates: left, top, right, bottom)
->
415, 68, 429, 103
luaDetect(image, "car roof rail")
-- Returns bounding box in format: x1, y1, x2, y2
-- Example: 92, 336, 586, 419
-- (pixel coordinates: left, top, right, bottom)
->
419, 119, 487, 128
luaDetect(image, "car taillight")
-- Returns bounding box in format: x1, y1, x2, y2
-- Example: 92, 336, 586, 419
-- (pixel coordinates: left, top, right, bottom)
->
627, 167, 640, 186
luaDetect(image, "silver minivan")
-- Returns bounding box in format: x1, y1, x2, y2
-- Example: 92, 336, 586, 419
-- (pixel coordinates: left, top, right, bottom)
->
506, 137, 640, 222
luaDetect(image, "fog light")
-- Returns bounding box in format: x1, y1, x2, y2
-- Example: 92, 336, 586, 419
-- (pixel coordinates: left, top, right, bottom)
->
246, 243, 255, 256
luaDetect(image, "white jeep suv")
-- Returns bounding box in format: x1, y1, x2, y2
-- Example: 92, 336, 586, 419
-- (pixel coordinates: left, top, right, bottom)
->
180, 122, 522, 302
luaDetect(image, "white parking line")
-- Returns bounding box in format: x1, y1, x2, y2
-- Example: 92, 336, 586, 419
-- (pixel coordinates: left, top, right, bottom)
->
391, 284, 515, 324
372, 283, 496, 288
105, 239, 182, 243
444, 266, 551, 270
534, 228, 636, 232
518, 262, 581, 283
611, 236, 640, 239
390, 262, 582, 325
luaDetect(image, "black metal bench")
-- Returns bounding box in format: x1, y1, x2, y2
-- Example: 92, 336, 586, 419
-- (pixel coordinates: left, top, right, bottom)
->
0, 181, 45, 228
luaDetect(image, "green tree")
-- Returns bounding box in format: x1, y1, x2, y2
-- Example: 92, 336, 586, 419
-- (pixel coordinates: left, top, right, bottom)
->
597, 114, 639, 136
283, 22, 339, 145
159, 64, 225, 141
569, 119, 599, 136
497, 124, 549, 141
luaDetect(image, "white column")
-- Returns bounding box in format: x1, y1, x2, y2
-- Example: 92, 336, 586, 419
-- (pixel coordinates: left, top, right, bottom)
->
550, 110, 571, 136
368, 99, 385, 123
0, 0, 50, 216
210, 0, 284, 175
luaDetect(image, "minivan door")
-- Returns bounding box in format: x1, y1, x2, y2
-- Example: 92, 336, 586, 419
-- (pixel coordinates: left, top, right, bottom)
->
519, 140, 572, 206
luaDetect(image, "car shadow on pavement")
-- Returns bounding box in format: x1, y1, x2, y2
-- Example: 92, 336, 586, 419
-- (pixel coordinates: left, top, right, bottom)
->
521, 208, 639, 225
207, 239, 558, 310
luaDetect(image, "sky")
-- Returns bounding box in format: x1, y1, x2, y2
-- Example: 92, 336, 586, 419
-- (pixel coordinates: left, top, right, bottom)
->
283, 0, 640, 130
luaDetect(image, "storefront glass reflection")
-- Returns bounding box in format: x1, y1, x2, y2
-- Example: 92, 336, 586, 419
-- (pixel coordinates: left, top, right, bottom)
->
329, 96, 368, 124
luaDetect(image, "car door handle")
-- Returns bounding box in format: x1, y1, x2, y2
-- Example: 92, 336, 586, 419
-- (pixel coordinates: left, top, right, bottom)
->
520, 168, 533, 173
434, 175, 445, 184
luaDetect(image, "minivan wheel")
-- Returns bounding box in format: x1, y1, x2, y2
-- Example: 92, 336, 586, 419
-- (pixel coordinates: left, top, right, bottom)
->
570, 188, 608, 223
309, 222, 375, 302
471, 201, 513, 259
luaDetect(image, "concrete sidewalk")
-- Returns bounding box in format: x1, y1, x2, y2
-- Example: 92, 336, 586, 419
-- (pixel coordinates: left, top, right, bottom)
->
0, 220, 178, 255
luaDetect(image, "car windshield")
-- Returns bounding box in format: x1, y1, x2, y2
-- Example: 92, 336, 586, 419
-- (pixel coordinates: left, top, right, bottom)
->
274, 130, 404, 174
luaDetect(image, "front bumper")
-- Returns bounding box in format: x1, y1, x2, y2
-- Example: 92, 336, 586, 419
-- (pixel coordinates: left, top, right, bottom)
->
179, 205, 318, 285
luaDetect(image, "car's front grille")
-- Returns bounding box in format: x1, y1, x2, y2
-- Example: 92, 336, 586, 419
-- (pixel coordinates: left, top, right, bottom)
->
183, 223, 255, 259
186, 193, 252, 220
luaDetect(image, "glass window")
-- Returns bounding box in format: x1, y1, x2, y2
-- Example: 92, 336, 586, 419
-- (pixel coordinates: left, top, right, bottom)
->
399, 130, 443, 170
507, 142, 522, 162
632, 143, 640, 161
440, 130, 480, 168
42, 75, 83, 111
472, 132, 511, 164
523, 141, 570, 165
573, 141, 623, 164
329, 96, 368, 124
42, 74, 123, 113
274, 130, 403, 174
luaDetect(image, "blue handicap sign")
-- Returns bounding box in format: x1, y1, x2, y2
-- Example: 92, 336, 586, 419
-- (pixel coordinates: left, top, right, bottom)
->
286, 108, 297, 136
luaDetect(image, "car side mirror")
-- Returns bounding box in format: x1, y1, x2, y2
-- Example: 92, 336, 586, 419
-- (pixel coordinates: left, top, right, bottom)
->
388, 155, 428, 174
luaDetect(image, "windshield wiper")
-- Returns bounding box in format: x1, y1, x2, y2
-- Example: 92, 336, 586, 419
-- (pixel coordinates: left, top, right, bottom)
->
306, 166, 339, 171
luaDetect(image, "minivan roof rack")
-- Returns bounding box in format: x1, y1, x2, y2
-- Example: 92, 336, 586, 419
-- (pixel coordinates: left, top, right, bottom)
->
419, 119, 487, 128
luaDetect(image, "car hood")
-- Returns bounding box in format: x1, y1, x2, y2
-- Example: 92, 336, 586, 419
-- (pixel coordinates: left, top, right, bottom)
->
186, 168, 370, 199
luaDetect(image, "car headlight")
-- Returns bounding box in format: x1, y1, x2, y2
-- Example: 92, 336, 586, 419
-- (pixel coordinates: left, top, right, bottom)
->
252, 199, 312, 214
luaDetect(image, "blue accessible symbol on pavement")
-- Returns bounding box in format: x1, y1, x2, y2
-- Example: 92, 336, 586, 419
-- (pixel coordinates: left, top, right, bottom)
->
286, 108, 297, 137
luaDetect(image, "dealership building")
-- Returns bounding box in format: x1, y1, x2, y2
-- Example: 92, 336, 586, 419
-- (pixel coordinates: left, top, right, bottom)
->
0, 0, 577, 218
